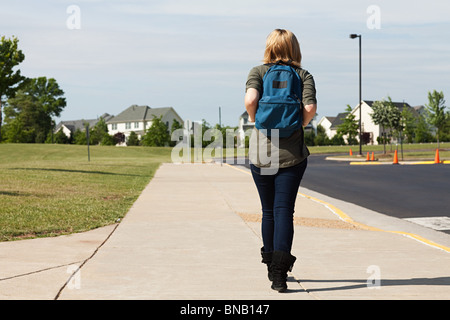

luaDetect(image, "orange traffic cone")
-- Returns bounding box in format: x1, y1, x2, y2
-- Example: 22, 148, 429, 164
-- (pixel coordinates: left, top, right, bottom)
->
434, 149, 441, 164
393, 150, 399, 164
366, 152, 370, 161
349, 148, 353, 156
371, 152, 375, 161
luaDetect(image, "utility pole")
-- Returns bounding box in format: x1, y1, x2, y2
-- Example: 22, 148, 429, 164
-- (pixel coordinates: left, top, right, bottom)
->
86, 123, 90, 162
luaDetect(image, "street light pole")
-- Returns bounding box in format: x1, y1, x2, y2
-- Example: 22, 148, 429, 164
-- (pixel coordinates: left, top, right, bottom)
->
350, 34, 362, 156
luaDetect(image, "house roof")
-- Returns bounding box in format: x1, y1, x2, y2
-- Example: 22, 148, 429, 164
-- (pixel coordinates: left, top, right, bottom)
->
413, 105, 426, 116
240, 111, 249, 118
363, 100, 412, 111
55, 113, 113, 133
318, 116, 336, 125
107, 105, 182, 123
330, 113, 349, 129
348, 100, 421, 119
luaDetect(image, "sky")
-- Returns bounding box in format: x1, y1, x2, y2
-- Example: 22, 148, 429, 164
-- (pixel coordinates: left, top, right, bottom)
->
1, 0, 449, 127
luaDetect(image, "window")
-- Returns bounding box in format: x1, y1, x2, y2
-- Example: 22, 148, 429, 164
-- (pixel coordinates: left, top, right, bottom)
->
111, 123, 117, 130
134, 122, 139, 129
125, 122, 131, 129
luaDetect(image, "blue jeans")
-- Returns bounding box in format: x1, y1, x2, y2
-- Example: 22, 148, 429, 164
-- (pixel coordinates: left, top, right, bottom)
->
250, 159, 307, 253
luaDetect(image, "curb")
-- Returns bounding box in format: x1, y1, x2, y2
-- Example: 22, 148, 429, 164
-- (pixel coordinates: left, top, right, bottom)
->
350, 160, 450, 165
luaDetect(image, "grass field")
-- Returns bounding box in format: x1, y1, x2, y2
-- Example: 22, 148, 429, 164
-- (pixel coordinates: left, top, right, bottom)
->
0, 144, 171, 241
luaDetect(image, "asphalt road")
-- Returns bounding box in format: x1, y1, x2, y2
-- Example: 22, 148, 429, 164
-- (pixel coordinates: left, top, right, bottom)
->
235, 154, 450, 233
301, 154, 450, 219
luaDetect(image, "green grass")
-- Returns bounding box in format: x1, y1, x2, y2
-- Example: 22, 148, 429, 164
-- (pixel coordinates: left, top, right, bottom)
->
307, 142, 450, 155
308, 142, 450, 160
0, 144, 172, 241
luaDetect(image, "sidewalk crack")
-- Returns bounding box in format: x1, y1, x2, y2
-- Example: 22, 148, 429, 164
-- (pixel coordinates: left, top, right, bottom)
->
53, 223, 120, 300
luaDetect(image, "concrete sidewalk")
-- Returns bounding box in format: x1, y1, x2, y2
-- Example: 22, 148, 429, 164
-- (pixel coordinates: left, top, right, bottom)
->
1, 163, 449, 300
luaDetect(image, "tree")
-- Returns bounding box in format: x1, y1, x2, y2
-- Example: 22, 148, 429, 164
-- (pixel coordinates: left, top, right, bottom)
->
191, 119, 212, 148
113, 132, 126, 145
330, 134, 345, 146
414, 116, 433, 143
2, 92, 37, 143
127, 131, 139, 146
101, 133, 115, 146
425, 90, 447, 148
370, 96, 401, 153
54, 129, 70, 144
400, 108, 417, 143
314, 125, 330, 146
441, 116, 450, 142
2, 77, 66, 143
337, 105, 359, 145
304, 129, 315, 146
171, 119, 183, 133
213, 123, 238, 148
141, 115, 170, 146
73, 128, 87, 145
170, 119, 183, 147
87, 118, 115, 145
24, 77, 66, 118
0, 36, 26, 141
89, 118, 108, 145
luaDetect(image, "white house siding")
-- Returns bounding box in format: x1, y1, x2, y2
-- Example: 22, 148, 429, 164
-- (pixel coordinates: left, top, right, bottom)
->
159, 111, 182, 133
60, 125, 72, 138
237, 112, 255, 147
107, 106, 183, 140
317, 116, 334, 139
352, 101, 381, 145
108, 122, 145, 138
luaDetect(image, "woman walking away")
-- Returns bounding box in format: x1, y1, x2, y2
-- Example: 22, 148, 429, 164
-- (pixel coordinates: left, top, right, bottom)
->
244, 29, 317, 292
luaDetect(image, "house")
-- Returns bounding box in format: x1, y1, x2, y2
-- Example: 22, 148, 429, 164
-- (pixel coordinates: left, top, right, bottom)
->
352, 100, 421, 144
106, 105, 183, 140
317, 116, 335, 139
55, 113, 114, 138
318, 112, 353, 141
321, 100, 420, 145
237, 111, 255, 146
414, 105, 427, 117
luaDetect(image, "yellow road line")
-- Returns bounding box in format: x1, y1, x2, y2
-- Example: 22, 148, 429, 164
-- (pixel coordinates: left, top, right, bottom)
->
350, 162, 386, 165
225, 163, 450, 253
387, 231, 450, 253
296, 192, 383, 232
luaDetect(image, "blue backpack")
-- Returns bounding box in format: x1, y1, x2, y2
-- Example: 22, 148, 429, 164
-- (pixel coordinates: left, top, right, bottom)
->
255, 63, 303, 137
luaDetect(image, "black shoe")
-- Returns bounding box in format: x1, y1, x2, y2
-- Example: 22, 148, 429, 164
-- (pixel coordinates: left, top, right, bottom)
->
270, 251, 296, 293
260, 247, 273, 281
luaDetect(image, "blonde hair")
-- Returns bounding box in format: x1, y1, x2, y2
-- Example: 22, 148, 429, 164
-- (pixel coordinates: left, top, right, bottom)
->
263, 29, 301, 67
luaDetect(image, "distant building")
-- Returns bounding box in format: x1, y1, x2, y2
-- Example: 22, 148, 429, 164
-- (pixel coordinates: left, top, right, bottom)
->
317, 116, 335, 139
414, 105, 426, 117
106, 105, 183, 140
318, 100, 421, 145
54, 113, 114, 138
237, 111, 254, 146
317, 113, 350, 140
